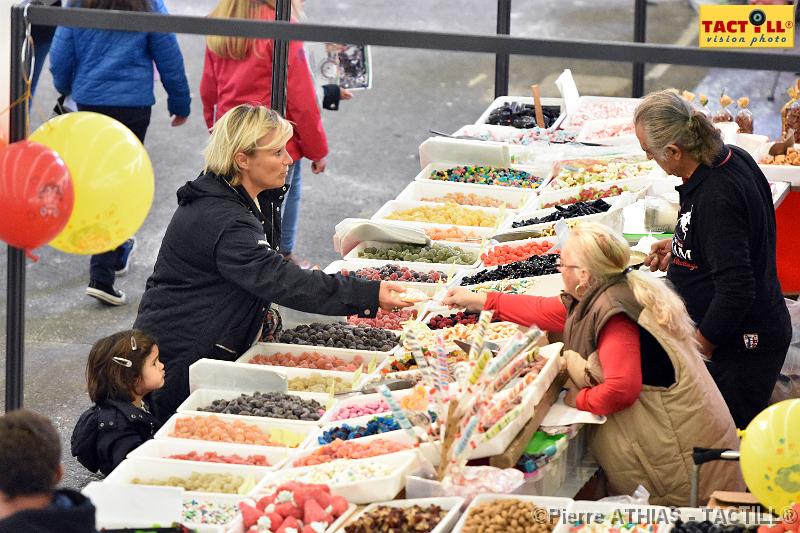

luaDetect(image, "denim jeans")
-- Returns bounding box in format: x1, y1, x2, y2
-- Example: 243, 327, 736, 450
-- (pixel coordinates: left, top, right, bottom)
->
280, 163, 302, 253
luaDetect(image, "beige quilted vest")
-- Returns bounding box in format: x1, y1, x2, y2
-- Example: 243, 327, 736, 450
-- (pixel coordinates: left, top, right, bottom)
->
561, 276, 745, 506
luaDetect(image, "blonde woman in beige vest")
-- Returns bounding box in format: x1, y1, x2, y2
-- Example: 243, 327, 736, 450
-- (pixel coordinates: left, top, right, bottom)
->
443, 222, 744, 505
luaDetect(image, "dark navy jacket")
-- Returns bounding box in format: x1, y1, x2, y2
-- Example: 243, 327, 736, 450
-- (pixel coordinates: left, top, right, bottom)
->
49, 0, 191, 117
0, 489, 97, 533
71, 399, 158, 476
133, 172, 380, 421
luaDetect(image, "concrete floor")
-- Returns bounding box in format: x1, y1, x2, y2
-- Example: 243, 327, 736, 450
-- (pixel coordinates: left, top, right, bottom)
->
0, 0, 785, 489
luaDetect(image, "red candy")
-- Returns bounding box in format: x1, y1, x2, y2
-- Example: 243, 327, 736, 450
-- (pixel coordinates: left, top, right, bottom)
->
347, 308, 416, 330
247, 482, 348, 533
167, 450, 270, 466
481, 240, 556, 266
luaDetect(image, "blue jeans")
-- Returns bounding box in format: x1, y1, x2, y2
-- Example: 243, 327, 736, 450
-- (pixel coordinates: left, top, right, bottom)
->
280, 163, 302, 253
90, 239, 134, 287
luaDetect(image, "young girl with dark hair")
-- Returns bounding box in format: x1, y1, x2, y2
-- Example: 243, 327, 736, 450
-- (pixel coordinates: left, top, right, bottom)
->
71, 330, 164, 476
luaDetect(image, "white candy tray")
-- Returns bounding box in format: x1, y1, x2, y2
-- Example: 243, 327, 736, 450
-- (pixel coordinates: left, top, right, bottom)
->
345, 240, 483, 269
154, 411, 317, 450
340, 496, 466, 533
176, 388, 331, 427
395, 179, 534, 211
128, 436, 293, 471
253, 451, 419, 504
104, 456, 269, 498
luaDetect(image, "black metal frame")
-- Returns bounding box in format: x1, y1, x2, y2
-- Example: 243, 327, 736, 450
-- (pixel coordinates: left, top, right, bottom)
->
6, 0, 800, 411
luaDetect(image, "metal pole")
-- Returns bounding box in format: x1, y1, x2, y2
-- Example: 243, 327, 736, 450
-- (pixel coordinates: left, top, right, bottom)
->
6, 3, 29, 412
270, 0, 291, 114
632, 0, 647, 98
494, 0, 511, 98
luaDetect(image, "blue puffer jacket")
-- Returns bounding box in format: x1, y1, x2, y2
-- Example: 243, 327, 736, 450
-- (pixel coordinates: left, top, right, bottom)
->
49, 0, 191, 117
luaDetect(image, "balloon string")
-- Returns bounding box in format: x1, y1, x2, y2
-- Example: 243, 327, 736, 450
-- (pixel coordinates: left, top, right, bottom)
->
0, 30, 37, 143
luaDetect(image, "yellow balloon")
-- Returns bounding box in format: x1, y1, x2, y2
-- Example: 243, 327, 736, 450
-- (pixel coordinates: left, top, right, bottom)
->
739, 399, 800, 512
29, 112, 154, 255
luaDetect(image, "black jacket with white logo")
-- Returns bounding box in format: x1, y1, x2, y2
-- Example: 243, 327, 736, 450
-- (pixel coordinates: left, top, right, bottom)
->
134, 172, 379, 419
667, 145, 790, 351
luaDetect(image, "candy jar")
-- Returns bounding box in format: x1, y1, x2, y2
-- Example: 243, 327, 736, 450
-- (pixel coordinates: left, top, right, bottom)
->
781, 80, 800, 143
713, 94, 734, 123
735, 97, 753, 134
698, 94, 712, 119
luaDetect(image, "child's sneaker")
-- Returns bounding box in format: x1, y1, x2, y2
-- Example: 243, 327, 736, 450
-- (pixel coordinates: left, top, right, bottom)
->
114, 238, 137, 276
86, 281, 126, 306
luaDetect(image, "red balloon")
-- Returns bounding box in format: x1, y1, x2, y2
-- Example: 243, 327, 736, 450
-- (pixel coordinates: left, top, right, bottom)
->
0, 140, 74, 252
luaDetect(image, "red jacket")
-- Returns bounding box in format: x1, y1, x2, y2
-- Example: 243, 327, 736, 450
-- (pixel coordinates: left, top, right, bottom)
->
199, 7, 328, 162
485, 292, 642, 416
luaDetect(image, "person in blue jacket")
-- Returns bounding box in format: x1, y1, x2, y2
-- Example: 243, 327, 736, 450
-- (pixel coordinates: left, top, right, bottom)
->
48, 0, 191, 307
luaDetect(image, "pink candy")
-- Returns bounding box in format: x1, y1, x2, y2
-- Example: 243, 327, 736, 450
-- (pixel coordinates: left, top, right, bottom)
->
330, 399, 391, 421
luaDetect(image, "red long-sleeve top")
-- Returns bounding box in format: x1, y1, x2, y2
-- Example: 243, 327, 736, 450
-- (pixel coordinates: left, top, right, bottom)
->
199, 6, 328, 162
485, 292, 642, 416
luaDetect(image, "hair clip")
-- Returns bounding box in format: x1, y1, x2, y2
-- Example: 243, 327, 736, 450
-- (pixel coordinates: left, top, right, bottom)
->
112, 357, 133, 368
130, 336, 138, 351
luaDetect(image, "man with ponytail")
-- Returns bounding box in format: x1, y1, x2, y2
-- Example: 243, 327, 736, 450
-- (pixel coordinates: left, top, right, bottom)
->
635, 90, 790, 429
444, 222, 744, 505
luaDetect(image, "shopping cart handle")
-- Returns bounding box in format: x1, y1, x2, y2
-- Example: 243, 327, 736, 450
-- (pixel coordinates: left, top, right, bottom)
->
692, 447, 740, 465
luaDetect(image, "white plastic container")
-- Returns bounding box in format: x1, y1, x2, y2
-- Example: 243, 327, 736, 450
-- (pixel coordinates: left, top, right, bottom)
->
325, 259, 456, 288
128, 437, 292, 471
452, 494, 574, 533
475, 96, 566, 127
576, 116, 638, 146
253, 451, 419, 504
533, 177, 652, 210
372, 199, 508, 227
479, 236, 560, 267
541, 158, 663, 194
564, 501, 673, 531
395, 179, 532, 211
566, 95, 642, 128
341, 497, 466, 533
345, 240, 483, 269
82, 482, 183, 530
237, 342, 392, 375
176, 388, 330, 427
104, 457, 269, 497
494, 206, 626, 242
414, 161, 550, 194
155, 411, 317, 450
179, 493, 246, 533
453, 273, 565, 297
318, 389, 412, 426
758, 162, 800, 188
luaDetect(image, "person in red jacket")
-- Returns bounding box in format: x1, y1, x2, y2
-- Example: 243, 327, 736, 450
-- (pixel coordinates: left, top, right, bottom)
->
443, 223, 706, 416
200, 0, 327, 265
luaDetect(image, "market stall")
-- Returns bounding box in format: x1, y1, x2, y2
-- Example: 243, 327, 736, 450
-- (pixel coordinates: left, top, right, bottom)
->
69, 83, 799, 533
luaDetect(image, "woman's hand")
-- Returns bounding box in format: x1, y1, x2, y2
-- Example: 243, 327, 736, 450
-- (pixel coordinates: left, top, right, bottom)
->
340, 88, 353, 100
645, 238, 672, 272
171, 115, 188, 127
311, 157, 327, 174
378, 282, 414, 311
442, 288, 487, 313
564, 379, 582, 408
